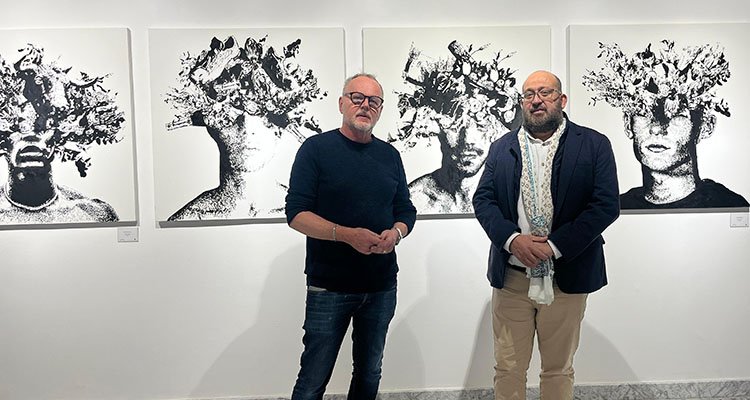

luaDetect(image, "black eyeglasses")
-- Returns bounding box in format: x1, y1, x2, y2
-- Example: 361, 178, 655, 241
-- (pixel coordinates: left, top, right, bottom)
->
344, 92, 384, 109
521, 88, 561, 102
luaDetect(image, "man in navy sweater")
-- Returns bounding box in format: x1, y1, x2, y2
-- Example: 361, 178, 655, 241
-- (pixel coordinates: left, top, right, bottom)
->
285, 73, 416, 400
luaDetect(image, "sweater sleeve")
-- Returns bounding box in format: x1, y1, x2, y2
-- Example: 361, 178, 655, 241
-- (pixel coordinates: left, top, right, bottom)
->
285, 138, 319, 224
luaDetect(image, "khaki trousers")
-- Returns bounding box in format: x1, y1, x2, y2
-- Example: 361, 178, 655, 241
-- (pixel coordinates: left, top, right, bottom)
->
492, 268, 588, 400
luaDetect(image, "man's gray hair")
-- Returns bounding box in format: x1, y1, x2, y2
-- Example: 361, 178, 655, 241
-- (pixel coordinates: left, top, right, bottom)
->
342, 73, 383, 95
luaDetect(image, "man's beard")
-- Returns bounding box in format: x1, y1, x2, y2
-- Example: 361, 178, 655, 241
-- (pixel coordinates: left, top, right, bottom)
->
523, 107, 564, 134
349, 111, 375, 134
352, 119, 373, 133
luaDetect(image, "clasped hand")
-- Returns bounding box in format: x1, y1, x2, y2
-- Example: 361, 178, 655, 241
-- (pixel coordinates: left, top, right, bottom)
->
509, 234, 555, 268
348, 227, 398, 255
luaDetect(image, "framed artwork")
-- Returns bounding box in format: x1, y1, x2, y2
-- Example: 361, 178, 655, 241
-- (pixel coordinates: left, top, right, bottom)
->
0, 28, 137, 227
568, 23, 750, 213
363, 26, 550, 218
149, 28, 345, 224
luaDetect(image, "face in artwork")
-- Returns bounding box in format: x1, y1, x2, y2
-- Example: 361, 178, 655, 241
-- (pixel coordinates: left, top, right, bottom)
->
630, 111, 697, 173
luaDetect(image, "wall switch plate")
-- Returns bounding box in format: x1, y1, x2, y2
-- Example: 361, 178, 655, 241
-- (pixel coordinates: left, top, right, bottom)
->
117, 227, 139, 242
729, 213, 749, 228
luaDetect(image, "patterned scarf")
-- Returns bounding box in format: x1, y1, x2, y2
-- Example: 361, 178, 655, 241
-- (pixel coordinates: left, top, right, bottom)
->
517, 119, 565, 305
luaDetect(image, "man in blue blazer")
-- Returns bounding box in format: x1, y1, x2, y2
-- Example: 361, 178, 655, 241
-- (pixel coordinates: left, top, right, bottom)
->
472, 70, 619, 400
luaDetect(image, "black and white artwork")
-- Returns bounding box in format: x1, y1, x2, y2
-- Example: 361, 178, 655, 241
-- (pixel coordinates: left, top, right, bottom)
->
0, 28, 136, 226
364, 26, 550, 217
150, 28, 344, 223
569, 24, 750, 213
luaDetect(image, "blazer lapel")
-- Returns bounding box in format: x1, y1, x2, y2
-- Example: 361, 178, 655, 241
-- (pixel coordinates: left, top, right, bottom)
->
507, 135, 521, 220
555, 123, 583, 212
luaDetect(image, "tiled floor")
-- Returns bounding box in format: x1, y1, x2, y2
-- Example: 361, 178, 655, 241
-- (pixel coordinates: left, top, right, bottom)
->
246, 381, 750, 400
303, 380, 750, 400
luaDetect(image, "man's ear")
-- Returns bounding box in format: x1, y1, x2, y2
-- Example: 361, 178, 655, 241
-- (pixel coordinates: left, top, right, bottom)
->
622, 113, 634, 139
338, 96, 344, 114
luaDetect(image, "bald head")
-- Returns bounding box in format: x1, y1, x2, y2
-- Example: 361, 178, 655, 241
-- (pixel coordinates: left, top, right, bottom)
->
523, 70, 562, 93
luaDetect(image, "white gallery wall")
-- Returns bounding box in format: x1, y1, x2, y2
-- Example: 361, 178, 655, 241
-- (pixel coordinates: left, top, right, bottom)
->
1, 0, 748, 399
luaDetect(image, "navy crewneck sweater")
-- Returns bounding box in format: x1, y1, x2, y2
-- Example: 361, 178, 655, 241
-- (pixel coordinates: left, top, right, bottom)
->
285, 129, 416, 293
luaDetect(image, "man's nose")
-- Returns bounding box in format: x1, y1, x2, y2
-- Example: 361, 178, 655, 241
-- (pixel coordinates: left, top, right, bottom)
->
462, 128, 484, 146
649, 124, 667, 136
529, 97, 545, 108
358, 99, 372, 110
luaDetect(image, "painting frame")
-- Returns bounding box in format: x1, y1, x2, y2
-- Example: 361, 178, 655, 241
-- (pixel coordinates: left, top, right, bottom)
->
149, 27, 346, 225
0, 27, 137, 228
363, 26, 551, 219
568, 23, 750, 214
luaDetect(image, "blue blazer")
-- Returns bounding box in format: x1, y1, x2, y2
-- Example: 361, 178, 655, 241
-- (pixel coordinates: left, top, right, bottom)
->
472, 119, 620, 294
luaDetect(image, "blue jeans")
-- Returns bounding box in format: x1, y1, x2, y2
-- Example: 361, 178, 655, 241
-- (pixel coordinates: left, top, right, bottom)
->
291, 286, 397, 400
